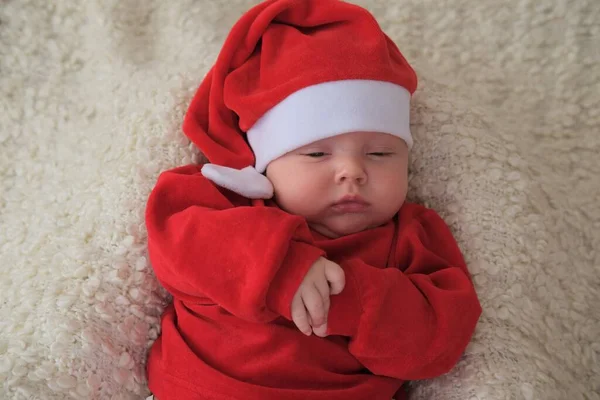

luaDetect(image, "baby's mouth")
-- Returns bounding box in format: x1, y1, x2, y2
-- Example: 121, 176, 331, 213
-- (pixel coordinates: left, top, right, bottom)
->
330, 195, 370, 213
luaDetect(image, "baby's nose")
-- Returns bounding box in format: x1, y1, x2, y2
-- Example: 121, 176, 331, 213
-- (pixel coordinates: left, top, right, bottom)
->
335, 157, 367, 184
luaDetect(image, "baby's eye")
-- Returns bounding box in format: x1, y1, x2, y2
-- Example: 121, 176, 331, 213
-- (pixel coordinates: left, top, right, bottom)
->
368, 152, 393, 157
305, 152, 327, 158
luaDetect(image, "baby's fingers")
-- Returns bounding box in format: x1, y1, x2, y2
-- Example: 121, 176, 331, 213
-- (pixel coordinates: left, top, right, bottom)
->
325, 262, 345, 295
291, 292, 311, 336
315, 278, 331, 313
312, 323, 328, 338
301, 285, 326, 328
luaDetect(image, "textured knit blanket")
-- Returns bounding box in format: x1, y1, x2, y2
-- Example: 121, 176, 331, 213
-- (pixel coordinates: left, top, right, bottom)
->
1, 0, 598, 399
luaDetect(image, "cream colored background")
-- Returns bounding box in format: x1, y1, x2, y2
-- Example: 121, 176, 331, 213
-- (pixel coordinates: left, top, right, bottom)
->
1, 0, 598, 399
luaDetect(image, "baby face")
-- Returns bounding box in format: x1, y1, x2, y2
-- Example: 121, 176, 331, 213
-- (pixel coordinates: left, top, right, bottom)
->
266, 131, 409, 238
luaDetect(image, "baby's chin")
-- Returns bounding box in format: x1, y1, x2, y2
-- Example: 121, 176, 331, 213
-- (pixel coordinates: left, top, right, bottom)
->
309, 215, 386, 239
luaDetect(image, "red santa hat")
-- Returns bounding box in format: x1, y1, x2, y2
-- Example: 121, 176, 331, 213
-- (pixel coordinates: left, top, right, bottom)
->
183, 0, 418, 199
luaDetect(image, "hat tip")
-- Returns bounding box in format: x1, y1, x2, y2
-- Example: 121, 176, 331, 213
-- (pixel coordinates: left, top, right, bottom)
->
201, 164, 274, 199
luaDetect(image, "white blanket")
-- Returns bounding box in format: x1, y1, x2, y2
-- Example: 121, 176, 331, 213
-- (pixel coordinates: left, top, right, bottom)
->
0, 0, 598, 399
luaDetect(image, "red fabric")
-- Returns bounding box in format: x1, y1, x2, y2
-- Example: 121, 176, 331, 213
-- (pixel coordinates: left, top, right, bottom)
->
182, 0, 417, 171
145, 165, 482, 400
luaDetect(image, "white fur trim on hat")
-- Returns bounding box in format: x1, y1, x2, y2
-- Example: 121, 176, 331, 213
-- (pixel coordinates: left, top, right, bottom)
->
247, 79, 412, 173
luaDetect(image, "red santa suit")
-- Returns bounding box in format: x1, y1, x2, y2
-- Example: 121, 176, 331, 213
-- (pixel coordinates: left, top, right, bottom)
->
145, 1, 482, 399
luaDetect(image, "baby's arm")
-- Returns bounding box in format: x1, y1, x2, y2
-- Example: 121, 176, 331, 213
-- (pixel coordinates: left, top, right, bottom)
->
326, 207, 482, 380
145, 164, 324, 323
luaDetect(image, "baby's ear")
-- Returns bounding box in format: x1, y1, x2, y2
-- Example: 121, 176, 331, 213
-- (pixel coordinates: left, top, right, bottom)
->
405, 151, 413, 178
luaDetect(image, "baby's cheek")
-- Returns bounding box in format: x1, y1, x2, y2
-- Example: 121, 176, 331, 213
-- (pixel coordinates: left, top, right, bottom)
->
377, 178, 407, 214
274, 186, 314, 217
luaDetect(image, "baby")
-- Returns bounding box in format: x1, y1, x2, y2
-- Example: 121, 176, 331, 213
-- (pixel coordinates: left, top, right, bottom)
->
145, 0, 482, 399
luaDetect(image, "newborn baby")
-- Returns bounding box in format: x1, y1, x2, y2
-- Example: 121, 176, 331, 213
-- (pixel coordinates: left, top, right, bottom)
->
144, 1, 482, 399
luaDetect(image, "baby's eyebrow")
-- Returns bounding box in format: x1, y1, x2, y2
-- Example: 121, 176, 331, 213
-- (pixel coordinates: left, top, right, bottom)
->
367, 142, 398, 149
297, 146, 326, 151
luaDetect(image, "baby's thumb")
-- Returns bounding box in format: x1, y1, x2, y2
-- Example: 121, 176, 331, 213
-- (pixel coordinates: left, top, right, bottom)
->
325, 262, 345, 295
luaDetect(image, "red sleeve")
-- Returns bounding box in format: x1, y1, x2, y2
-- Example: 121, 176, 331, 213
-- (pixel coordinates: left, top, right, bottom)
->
145, 164, 324, 323
326, 208, 482, 380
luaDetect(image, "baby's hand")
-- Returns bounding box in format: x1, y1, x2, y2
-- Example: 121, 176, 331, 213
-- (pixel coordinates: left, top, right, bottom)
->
291, 257, 345, 337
